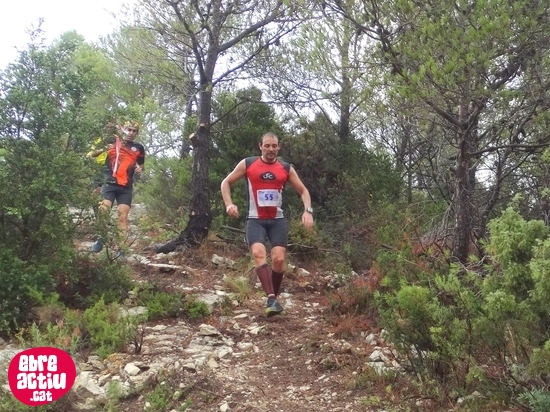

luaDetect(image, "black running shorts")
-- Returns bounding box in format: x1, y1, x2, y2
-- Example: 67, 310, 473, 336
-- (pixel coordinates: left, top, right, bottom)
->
245, 218, 288, 248
101, 183, 133, 206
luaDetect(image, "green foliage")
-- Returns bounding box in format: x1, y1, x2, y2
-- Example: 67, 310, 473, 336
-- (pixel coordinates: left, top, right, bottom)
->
83, 298, 145, 358
137, 286, 185, 320
211, 87, 280, 171
0, 251, 132, 339
285, 116, 401, 215
487, 207, 548, 266
144, 381, 175, 411
55, 256, 135, 308
528, 237, 550, 309
287, 218, 326, 262
0, 32, 108, 261
0, 391, 59, 412
0, 249, 57, 334
183, 296, 210, 319
486, 207, 550, 309
357, 395, 383, 408
137, 155, 193, 228
517, 390, 550, 412
179, 398, 192, 411
141, 369, 192, 411
0, 29, 140, 336
222, 275, 253, 303
104, 380, 126, 412
19, 311, 83, 355
379, 283, 435, 353
376, 246, 427, 291
376, 261, 486, 397
281, 116, 403, 270
0, 138, 87, 251
528, 340, 550, 376
373, 206, 550, 404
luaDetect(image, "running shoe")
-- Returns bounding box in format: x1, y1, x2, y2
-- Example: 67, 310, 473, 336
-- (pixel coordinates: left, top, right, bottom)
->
91, 239, 104, 253
265, 298, 285, 317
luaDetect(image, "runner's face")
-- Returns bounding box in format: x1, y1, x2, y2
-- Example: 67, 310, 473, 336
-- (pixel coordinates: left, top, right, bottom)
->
260, 136, 280, 162
125, 127, 139, 140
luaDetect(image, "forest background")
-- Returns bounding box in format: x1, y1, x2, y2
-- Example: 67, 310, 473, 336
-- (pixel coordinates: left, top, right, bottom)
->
2, 0, 550, 410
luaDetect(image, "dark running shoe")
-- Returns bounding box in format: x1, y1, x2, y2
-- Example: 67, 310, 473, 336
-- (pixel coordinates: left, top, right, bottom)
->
91, 239, 104, 253
265, 298, 285, 317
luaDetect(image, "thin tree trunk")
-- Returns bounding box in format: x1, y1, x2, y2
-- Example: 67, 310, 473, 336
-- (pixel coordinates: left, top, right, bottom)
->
452, 103, 474, 263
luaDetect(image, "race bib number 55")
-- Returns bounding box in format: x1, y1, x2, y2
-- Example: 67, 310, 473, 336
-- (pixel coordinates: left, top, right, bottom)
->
257, 189, 280, 207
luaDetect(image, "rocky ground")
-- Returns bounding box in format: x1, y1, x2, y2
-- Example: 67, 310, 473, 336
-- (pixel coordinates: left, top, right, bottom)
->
0, 206, 517, 411
51, 226, 418, 412
108, 244, 405, 412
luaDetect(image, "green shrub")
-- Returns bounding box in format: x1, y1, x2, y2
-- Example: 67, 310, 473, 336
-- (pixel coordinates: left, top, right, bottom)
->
20, 312, 83, 355
288, 219, 326, 262
0, 249, 56, 335
0, 391, 59, 412
105, 380, 126, 411
222, 275, 253, 303
83, 298, 145, 358
137, 286, 185, 320
145, 381, 174, 411
528, 340, 550, 376
376, 265, 484, 399
183, 297, 210, 319
517, 390, 550, 412
486, 207, 548, 300
373, 207, 550, 405
55, 256, 135, 308
137, 156, 192, 229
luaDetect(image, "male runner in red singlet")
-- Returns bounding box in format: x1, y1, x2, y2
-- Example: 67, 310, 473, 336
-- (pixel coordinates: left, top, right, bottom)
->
221, 132, 314, 316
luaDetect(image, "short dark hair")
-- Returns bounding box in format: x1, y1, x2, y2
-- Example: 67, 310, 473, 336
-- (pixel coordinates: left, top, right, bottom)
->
260, 132, 279, 145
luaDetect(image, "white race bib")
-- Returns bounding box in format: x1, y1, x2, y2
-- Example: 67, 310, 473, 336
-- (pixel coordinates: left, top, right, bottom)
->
257, 189, 280, 207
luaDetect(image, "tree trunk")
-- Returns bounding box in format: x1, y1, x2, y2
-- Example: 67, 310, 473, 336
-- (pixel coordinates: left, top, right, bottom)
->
452, 121, 474, 264
156, 89, 213, 254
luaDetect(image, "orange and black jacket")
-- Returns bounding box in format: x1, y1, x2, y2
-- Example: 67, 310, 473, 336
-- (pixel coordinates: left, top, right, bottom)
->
104, 140, 145, 187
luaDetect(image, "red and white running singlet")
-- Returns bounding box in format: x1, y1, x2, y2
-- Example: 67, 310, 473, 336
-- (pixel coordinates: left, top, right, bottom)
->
245, 156, 291, 219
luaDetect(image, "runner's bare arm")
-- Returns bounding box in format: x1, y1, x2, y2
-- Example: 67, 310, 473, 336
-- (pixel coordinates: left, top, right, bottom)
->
288, 167, 314, 228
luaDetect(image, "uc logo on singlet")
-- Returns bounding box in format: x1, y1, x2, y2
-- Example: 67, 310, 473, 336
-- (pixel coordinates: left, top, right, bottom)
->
7, 347, 76, 406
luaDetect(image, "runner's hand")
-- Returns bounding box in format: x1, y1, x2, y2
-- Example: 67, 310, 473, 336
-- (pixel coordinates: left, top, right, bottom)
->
226, 204, 239, 218
302, 211, 314, 229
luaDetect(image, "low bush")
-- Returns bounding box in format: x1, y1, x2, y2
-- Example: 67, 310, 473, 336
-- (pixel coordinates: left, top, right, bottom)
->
136, 286, 186, 320
55, 256, 135, 308
18, 311, 83, 355
0, 249, 56, 335
371, 207, 550, 407
183, 296, 210, 319
288, 219, 327, 262
83, 298, 145, 359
